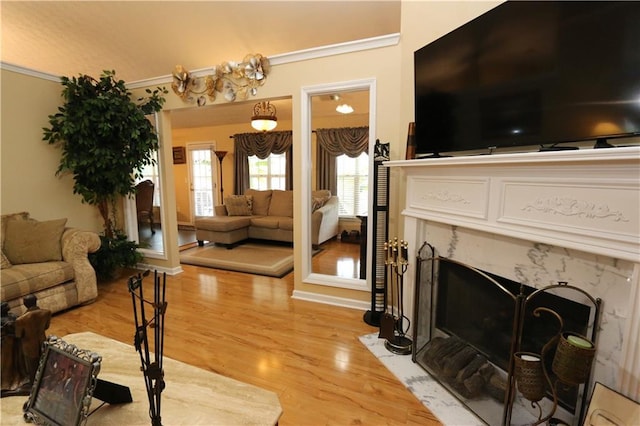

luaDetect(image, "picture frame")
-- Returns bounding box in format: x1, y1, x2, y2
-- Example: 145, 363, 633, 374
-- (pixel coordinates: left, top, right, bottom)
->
583, 382, 639, 426
23, 336, 101, 426
172, 146, 186, 164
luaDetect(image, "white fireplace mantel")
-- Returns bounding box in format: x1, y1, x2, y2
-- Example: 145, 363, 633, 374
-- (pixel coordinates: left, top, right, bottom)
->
387, 145, 640, 402
386, 146, 640, 263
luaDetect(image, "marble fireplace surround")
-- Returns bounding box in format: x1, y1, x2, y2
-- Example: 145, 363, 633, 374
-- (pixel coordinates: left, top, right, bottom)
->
386, 146, 640, 409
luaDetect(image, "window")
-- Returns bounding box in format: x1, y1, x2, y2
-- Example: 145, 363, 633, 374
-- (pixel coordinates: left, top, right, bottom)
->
138, 151, 161, 206
336, 153, 368, 216
248, 153, 286, 190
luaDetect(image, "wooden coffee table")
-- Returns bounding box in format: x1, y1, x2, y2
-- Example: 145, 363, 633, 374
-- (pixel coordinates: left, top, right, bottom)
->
0, 332, 282, 425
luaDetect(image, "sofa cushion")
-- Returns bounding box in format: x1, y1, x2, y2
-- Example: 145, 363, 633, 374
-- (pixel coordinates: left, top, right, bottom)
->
195, 216, 252, 232
1, 261, 75, 302
250, 217, 280, 229
268, 190, 293, 218
225, 195, 253, 216
3, 218, 67, 265
278, 217, 294, 231
245, 189, 272, 216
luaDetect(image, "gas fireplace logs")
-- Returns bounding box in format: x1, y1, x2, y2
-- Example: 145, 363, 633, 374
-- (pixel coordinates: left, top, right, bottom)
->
421, 336, 507, 401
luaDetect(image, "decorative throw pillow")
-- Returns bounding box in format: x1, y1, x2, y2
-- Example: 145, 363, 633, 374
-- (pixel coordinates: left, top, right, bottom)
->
1, 211, 30, 248
224, 195, 253, 216
245, 189, 272, 216
311, 190, 331, 211
3, 218, 67, 264
1, 251, 11, 269
312, 197, 327, 212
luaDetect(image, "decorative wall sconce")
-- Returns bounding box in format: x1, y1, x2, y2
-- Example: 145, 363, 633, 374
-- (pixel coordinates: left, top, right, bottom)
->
251, 101, 278, 132
171, 54, 270, 105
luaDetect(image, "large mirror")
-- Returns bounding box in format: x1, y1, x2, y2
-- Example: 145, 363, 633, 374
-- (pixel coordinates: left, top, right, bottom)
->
126, 113, 167, 259
301, 79, 376, 290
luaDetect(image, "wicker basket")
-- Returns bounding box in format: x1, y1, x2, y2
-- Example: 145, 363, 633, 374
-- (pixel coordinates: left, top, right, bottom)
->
552, 332, 595, 385
514, 352, 546, 402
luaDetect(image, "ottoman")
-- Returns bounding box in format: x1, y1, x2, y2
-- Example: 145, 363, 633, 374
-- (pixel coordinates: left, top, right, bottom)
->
194, 216, 251, 247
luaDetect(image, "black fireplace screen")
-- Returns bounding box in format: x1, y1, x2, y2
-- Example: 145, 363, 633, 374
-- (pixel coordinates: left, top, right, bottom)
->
412, 251, 599, 425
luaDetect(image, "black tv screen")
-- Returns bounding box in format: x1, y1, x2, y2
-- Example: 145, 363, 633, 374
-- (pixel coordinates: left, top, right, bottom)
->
414, 1, 640, 156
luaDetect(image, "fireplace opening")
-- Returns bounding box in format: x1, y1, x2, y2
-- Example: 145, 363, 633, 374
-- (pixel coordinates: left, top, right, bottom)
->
413, 255, 597, 425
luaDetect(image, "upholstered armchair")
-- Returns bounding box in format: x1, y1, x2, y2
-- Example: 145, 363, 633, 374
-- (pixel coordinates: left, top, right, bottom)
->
135, 180, 155, 234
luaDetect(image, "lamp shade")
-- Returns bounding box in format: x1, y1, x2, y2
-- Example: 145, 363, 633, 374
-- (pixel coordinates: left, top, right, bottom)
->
251, 101, 277, 131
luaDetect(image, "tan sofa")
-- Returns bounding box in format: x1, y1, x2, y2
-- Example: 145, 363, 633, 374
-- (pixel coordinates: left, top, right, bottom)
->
1, 212, 101, 315
195, 189, 339, 248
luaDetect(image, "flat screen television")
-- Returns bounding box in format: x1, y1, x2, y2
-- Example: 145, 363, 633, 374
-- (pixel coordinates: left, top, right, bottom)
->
414, 1, 640, 156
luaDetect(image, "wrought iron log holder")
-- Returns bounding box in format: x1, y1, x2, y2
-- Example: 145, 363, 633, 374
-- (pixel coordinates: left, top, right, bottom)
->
129, 270, 168, 426
507, 283, 601, 425
379, 237, 412, 355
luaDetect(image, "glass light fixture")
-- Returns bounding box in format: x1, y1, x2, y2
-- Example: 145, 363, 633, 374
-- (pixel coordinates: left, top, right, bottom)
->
336, 104, 354, 114
251, 101, 278, 131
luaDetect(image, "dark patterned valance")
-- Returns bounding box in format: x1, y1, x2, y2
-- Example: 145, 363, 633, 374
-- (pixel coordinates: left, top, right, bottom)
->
316, 126, 369, 158
233, 131, 292, 159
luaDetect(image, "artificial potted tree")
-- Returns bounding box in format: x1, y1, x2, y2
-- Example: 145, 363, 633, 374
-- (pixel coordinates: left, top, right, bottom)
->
43, 70, 167, 280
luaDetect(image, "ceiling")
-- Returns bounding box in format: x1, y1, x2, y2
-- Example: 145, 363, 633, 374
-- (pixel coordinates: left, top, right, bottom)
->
2, 1, 397, 129
1, 1, 400, 82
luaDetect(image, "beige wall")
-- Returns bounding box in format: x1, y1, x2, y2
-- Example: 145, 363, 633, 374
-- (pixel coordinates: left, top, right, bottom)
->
2, 1, 502, 304
1, 70, 102, 231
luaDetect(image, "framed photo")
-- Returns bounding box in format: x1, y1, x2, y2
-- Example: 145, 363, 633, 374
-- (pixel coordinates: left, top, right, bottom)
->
172, 146, 186, 164
584, 382, 639, 426
23, 336, 101, 426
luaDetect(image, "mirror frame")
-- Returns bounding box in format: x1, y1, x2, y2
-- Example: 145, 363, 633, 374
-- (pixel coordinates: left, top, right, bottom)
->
300, 78, 376, 290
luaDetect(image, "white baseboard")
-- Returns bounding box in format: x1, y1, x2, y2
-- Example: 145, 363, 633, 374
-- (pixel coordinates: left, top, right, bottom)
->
135, 263, 183, 276
291, 290, 369, 311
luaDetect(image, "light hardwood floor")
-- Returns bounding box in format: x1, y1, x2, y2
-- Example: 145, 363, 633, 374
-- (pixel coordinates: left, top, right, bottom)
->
46, 244, 441, 425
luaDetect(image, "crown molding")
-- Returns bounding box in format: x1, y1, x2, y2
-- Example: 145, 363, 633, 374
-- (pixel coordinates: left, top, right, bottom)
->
0, 62, 61, 82
268, 32, 400, 66
126, 33, 401, 89
2, 33, 400, 89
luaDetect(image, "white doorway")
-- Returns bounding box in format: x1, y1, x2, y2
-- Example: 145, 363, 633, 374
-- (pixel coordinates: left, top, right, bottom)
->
187, 143, 218, 222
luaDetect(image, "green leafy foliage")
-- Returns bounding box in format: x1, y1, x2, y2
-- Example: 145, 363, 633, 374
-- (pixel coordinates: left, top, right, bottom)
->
89, 232, 144, 281
43, 70, 167, 278
43, 70, 167, 236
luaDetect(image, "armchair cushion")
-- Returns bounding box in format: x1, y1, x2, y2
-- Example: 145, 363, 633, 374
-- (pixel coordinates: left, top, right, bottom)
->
3, 218, 67, 264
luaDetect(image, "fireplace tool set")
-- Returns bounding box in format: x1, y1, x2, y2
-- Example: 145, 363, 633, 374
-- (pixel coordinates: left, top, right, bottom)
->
129, 270, 168, 426
379, 237, 413, 355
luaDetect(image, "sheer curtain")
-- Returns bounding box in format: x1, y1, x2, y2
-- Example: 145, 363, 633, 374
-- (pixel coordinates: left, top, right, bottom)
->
315, 126, 369, 194
233, 131, 293, 194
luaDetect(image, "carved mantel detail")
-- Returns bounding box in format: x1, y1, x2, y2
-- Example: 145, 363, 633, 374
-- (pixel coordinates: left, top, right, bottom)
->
421, 190, 470, 204
523, 196, 629, 222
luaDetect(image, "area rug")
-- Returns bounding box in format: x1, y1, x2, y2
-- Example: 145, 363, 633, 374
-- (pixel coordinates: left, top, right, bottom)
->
180, 242, 297, 277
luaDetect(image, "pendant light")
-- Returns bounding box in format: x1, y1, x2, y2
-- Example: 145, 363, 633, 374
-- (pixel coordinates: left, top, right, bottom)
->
251, 101, 277, 131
